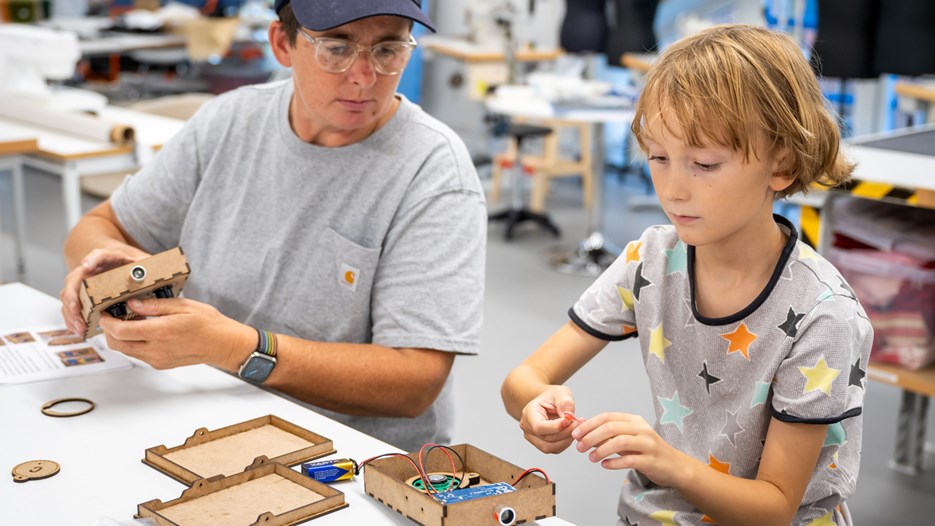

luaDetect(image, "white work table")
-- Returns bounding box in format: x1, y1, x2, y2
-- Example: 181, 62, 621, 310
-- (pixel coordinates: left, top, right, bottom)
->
0, 106, 184, 230
0, 128, 38, 282
0, 283, 573, 526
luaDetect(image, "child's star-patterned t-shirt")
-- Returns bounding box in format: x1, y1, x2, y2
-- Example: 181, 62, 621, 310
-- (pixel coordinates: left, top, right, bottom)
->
569, 216, 873, 525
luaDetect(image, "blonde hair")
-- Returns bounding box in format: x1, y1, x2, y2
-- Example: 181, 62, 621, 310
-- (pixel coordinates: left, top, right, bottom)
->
630, 24, 854, 198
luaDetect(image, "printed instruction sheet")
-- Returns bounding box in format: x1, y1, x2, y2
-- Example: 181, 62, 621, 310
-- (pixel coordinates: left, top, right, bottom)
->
0, 326, 132, 385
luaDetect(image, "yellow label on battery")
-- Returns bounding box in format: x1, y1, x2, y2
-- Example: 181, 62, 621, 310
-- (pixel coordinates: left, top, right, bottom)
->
301, 458, 356, 482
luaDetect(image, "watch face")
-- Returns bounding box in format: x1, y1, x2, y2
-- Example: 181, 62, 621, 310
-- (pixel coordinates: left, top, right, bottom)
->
241, 354, 276, 382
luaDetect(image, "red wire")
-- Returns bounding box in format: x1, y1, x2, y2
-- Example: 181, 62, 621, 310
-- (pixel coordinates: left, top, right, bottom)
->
357, 452, 427, 488
419, 443, 459, 493
511, 467, 550, 486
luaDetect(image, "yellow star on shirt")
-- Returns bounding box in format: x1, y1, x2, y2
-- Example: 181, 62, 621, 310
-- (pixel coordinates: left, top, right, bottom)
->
720, 323, 757, 360
649, 510, 677, 526
805, 511, 835, 526
799, 356, 841, 395
618, 286, 635, 312
649, 324, 672, 363
799, 244, 820, 261
626, 241, 643, 264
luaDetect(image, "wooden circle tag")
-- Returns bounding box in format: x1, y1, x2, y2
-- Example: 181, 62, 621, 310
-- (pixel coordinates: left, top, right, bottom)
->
12, 460, 60, 483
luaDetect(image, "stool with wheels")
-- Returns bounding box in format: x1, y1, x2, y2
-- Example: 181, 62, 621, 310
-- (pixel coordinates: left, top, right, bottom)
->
488, 123, 561, 240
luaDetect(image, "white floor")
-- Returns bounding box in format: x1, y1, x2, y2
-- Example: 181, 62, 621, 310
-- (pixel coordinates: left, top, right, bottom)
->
2, 167, 935, 525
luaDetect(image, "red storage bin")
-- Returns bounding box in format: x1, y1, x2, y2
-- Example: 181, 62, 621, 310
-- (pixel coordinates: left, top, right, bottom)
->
828, 198, 935, 370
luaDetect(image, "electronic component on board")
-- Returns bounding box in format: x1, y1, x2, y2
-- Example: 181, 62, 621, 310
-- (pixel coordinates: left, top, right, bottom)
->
432, 482, 517, 504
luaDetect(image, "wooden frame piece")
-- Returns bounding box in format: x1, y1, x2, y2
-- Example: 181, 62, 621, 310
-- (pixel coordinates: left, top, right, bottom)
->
79, 247, 190, 339
363, 443, 555, 526
137, 460, 348, 526
143, 415, 337, 486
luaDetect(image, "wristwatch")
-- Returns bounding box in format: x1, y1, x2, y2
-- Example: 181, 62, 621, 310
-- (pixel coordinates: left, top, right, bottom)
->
238, 329, 277, 384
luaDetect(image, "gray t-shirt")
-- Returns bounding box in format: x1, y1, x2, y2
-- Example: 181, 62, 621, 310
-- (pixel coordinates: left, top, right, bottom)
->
570, 216, 872, 525
111, 80, 487, 451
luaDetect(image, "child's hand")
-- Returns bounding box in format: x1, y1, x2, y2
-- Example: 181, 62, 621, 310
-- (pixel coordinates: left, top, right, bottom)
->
571, 412, 691, 488
519, 385, 581, 454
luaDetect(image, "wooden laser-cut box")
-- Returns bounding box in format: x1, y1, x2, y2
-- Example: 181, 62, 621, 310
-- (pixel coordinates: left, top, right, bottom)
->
143, 415, 337, 486
137, 460, 348, 526
363, 443, 556, 526
79, 246, 190, 339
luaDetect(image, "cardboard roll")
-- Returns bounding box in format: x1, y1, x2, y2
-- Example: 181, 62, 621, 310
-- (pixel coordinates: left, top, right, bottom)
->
405, 472, 482, 493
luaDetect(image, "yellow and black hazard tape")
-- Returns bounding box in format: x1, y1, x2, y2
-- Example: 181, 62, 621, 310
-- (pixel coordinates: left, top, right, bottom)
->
835, 179, 921, 205
798, 179, 930, 249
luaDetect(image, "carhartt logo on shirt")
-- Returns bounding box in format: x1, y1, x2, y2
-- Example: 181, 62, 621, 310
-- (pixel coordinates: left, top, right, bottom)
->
339, 263, 360, 292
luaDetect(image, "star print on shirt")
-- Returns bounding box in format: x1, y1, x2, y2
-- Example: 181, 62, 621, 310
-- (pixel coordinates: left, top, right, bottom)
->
633, 262, 652, 301
720, 323, 757, 360
805, 510, 836, 525
778, 307, 806, 338
799, 356, 842, 395
799, 243, 820, 261
708, 452, 731, 475
823, 422, 847, 447
849, 356, 866, 389
720, 409, 746, 447
649, 324, 672, 363
658, 391, 693, 432
625, 241, 643, 264
633, 489, 650, 503
698, 362, 721, 393
618, 286, 635, 312
837, 277, 857, 300
649, 510, 677, 526
750, 381, 770, 407
665, 240, 687, 275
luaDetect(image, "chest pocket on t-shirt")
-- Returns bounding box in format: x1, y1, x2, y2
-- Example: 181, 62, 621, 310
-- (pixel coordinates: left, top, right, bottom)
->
284, 227, 381, 343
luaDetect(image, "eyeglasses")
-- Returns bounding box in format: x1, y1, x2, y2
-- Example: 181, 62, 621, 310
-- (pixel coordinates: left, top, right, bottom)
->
297, 30, 418, 76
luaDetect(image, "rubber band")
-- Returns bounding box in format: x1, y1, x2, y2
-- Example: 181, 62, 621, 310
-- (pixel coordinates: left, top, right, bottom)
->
41, 397, 95, 418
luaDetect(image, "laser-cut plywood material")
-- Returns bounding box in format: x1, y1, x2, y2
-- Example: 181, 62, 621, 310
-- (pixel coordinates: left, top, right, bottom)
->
364, 443, 555, 526
137, 462, 347, 526
143, 415, 336, 485
79, 247, 190, 339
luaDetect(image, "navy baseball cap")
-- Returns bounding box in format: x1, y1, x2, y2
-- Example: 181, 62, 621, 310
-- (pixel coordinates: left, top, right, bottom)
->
273, 0, 436, 33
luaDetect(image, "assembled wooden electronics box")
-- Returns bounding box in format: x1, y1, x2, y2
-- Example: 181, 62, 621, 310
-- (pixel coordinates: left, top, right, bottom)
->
363, 443, 555, 526
79, 247, 190, 339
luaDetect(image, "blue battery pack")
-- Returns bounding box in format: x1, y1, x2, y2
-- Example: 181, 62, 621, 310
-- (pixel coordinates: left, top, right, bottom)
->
301, 458, 356, 483
434, 482, 516, 504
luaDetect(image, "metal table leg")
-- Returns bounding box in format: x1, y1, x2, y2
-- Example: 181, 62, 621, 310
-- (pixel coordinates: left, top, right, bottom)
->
890, 390, 930, 475
0, 157, 27, 282
547, 122, 620, 276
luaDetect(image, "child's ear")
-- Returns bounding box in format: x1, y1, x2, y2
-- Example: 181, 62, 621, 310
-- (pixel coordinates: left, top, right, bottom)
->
768, 147, 795, 192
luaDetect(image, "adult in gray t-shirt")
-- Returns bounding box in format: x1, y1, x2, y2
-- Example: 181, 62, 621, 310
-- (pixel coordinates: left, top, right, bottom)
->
61, 1, 486, 451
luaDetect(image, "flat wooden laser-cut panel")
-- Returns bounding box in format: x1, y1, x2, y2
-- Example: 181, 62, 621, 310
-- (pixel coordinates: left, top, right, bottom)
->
144, 415, 336, 486
138, 462, 347, 526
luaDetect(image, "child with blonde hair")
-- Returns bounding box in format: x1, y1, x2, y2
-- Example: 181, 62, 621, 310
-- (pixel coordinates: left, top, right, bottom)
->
502, 24, 872, 525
